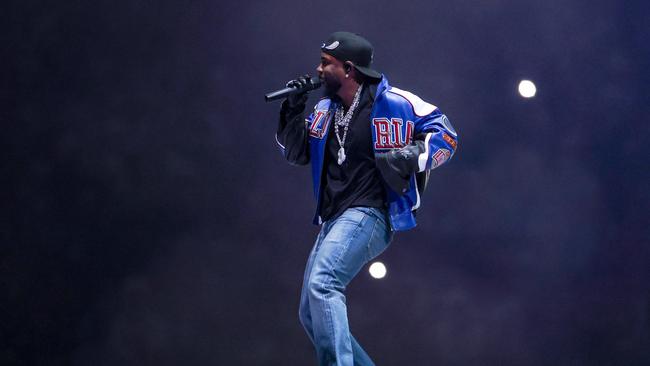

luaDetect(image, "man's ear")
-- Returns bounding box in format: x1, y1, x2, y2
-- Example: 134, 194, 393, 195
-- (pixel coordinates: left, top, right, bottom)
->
344, 61, 354, 74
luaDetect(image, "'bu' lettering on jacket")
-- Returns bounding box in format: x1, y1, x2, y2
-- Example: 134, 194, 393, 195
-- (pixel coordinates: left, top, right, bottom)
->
276, 76, 458, 231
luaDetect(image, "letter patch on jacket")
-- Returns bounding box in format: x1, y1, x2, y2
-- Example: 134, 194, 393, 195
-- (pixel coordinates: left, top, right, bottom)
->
308, 110, 330, 139
372, 118, 414, 150
441, 131, 457, 150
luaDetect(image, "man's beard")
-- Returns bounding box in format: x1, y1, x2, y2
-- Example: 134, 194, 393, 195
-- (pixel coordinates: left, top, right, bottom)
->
321, 77, 341, 98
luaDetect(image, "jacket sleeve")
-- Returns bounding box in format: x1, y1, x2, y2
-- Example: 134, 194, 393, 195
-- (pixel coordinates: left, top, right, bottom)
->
411, 112, 458, 172
275, 100, 310, 166
376, 111, 458, 181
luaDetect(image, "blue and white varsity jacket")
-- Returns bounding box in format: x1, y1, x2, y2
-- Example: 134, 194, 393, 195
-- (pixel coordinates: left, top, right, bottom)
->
276, 76, 458, 231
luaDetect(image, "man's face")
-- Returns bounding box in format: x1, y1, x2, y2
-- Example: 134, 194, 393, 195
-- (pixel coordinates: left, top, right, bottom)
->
316, 52, 345, 97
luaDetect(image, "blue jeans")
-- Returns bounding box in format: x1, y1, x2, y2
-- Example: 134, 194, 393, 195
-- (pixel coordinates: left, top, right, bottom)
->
298, 207, 394, 366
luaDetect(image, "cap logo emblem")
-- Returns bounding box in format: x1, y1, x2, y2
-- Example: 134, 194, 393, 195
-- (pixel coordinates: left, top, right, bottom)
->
322, 41, 339, 50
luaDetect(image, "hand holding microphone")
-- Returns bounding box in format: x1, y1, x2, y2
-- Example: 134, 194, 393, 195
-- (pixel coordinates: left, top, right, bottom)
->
285, 74, 312, 108
264, 74, 321, 104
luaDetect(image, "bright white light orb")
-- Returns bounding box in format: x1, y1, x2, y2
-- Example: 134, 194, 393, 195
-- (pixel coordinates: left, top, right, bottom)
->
518, 79, 537, 98
369, 262, 387, 279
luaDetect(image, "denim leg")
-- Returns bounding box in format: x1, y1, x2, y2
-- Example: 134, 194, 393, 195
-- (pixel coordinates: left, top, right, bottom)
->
304, 207, 392, 366
299, 226, 328, 344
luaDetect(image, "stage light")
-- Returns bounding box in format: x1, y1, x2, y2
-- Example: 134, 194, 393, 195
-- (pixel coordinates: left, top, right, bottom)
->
518, 79, 537, 98
369, 262, 387, 279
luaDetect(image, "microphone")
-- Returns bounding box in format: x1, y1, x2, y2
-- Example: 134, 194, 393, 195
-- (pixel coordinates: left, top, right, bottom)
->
265, 78, 322, 102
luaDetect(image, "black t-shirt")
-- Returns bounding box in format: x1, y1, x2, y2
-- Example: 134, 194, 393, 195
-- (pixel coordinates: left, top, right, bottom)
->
319, 83, 386, 222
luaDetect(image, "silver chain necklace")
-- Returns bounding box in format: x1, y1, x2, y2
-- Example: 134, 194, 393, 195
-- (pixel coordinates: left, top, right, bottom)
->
333, 84, 363, 165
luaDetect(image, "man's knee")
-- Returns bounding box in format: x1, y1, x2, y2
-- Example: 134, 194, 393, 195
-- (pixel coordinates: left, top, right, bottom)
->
307, 271, 344, 299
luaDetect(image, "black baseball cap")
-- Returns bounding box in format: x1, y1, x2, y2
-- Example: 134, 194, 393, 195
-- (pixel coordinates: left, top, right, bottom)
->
320, 31, 382, 80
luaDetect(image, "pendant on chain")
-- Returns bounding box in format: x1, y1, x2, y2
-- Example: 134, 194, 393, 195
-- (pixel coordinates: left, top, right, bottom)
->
337, 147, 346, 165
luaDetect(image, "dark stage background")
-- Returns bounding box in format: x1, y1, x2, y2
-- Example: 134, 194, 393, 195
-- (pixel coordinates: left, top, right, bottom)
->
3, 1, 649, 365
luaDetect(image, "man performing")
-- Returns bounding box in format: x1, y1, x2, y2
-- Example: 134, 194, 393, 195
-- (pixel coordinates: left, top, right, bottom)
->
275, 31, 458, 366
